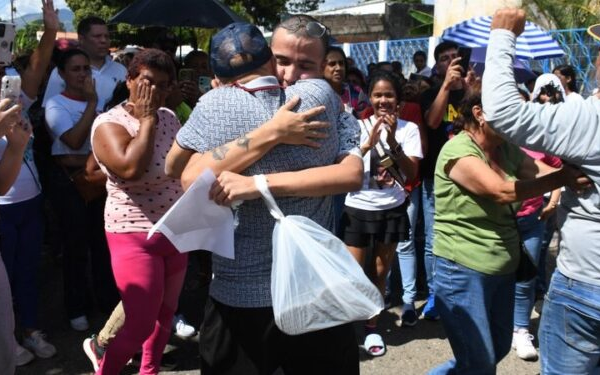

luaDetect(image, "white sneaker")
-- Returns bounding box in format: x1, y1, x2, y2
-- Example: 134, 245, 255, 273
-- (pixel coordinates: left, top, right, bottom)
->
16, 344, 34, 366
23, 331, 57, 359
70, 315, 89, 331
512, 329, 538, 360
172, 314, 196, 338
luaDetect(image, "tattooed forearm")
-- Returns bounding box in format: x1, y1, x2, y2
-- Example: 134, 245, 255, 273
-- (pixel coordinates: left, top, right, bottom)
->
212, 144, 229, 160
236, 135, 251, 150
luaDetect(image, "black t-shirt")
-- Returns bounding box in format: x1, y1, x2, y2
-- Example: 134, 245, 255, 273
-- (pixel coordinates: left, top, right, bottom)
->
419, 86, 465, 179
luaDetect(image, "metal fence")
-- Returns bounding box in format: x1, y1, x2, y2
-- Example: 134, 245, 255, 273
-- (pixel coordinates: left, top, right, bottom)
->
343, 28, 599, 96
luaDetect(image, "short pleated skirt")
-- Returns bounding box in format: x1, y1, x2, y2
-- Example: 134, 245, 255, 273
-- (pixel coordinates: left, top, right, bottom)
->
339, 203, 409, 248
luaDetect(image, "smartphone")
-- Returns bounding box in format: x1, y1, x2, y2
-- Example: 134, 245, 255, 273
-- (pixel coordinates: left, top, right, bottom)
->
0, 75, 21, 106
178, 68, 196, 83
457, 47, 472, 77
198, 76, 212, 93
0, 23, 16, 67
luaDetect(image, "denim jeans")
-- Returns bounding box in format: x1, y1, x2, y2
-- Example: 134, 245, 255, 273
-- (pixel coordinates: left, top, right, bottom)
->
514, 209, 544, 329
395, 187, 420, 305
539, 270, 600, 374
422, 178, 435, 295
429, 256, 514, 375
0, 194, 44, 330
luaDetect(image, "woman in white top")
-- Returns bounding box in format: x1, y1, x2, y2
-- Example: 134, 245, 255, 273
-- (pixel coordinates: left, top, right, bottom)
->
552, 64, 584, 102
339, 70, 422, 356
45, 48, 118, 332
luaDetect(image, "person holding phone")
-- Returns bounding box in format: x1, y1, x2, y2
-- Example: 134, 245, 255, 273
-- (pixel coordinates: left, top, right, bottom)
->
0, 0, 59, 366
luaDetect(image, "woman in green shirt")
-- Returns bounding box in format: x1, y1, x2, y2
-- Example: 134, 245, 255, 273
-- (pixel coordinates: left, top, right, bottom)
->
428, 91, 589, 375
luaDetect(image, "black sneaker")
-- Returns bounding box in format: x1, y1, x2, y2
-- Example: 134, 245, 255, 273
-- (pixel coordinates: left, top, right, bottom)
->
401, 308, 418, 327
82, 335, 105, 372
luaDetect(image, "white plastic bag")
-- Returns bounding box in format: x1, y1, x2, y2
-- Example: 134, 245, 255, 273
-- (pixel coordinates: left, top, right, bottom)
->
254, 175, 384, 335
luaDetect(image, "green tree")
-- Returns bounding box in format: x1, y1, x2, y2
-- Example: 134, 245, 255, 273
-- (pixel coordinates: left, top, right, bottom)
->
523, 0, 600, 29
14, 19, 65, 56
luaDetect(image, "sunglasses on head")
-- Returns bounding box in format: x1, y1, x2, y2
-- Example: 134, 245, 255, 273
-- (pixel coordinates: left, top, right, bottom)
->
280, 15, 328, 39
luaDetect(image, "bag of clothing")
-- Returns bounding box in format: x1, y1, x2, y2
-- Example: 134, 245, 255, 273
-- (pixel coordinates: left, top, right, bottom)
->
254, 174, 384, 335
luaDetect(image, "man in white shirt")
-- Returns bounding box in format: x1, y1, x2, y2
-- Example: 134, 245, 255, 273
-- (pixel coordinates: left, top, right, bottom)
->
43, 17, 126, 111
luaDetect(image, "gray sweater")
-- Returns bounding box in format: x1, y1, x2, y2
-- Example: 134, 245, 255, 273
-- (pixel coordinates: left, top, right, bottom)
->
483, 29, 600, 286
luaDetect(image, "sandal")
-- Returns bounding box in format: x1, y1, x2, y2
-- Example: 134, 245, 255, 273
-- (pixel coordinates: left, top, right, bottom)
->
364, 333, 386, 357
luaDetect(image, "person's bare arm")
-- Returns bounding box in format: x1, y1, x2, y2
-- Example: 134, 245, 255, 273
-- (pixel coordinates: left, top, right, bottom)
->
57, 78, 98, 150
208, 153, 363, 205
0, 103, 29, 194
177, 97, 328, 184
21, 0, 59, 99
93, 81, 158, 181
424, 58, 462, 129
447, 156, 589, 204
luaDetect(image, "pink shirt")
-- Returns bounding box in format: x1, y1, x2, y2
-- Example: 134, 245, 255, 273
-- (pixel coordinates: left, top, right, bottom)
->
91, 105, 183, 233
517, 148, 562, 217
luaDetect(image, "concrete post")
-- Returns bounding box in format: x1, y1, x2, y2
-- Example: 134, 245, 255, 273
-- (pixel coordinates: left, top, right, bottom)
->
378, 39, 388, 62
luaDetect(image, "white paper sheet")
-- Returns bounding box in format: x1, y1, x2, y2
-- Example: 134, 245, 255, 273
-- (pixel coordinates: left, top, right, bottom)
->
148, 169, 235, 259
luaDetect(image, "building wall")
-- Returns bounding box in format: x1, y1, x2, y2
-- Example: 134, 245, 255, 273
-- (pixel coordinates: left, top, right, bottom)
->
433, 0, 522, 36
315, 3, 434, 43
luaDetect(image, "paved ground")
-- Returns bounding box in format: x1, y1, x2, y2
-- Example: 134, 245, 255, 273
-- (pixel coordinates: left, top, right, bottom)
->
16, 242, 552, 375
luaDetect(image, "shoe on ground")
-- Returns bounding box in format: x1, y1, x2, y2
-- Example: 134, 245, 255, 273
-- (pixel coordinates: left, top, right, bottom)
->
83, 335, 105, 372
16, 344, 35, 366
401, 304, 418, 327
421, 294, 440, 320
512, 329, 538, 361
70, 315, 89, 331
22, 331, 56, 358
172, 314, 196, 338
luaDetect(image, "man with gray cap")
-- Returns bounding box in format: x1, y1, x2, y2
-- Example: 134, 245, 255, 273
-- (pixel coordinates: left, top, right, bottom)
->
176, 22, 362, 374
482, 8, 597, 374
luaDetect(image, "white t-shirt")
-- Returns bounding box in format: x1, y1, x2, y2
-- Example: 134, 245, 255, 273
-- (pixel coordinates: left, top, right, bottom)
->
45, 94, 95, 155
345, 115, 422, 211
0, 92, 41, 205
42, 56, 127, 112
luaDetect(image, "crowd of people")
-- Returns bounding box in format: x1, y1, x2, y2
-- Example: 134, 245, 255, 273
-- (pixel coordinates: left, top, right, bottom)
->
1, 2, 600, 374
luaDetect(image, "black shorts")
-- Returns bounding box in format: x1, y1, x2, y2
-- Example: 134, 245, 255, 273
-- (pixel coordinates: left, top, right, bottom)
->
199, 297, 359, 375
339, 203, 409, 247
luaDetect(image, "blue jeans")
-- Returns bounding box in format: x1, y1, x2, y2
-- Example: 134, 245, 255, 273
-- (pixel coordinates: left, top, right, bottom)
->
422, 178, 435, 295
395, 187, 419, 305
429, 256, 514, 375
514, 209, 544, 329
539, 270, 600, 374
0, 194, 44, 330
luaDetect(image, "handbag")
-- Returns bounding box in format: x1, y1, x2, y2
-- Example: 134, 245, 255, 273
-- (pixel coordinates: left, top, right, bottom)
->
508, 205, 538, 282
60, 153, 106, 203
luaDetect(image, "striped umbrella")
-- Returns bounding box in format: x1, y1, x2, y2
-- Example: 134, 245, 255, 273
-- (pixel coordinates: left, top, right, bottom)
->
441, 16, 564, 60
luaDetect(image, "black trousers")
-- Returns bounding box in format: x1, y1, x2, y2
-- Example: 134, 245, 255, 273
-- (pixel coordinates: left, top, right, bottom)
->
200, 297, 360, 375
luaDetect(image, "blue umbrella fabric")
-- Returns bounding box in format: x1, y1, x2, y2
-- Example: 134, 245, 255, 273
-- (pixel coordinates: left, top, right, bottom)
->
442, 16, 564, 60
469, 47, 536, 83
110, 0, 245, 28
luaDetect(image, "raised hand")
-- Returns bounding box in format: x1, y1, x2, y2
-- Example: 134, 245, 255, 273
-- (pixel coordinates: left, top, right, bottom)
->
443, 57, 464, 90
5, 116, 32, 152
132, 80, 160, 122
83, 77, 98, 103
491, 8, 526, 36
42, 0, 60, 32
0, 99, 21, 137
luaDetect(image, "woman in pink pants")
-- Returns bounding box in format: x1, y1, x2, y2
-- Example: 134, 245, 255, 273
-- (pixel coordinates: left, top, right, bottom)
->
91, 48, 187, 375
